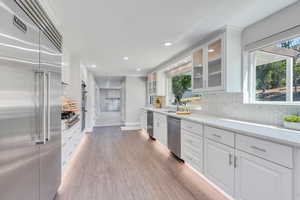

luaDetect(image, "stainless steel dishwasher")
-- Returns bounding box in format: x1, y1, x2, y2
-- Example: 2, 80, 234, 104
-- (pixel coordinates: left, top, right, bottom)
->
147, 111, 154, 139
167, 116, 181, 159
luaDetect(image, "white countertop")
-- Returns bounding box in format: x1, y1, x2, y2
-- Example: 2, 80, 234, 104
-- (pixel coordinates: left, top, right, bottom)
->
143, 107, 300, 147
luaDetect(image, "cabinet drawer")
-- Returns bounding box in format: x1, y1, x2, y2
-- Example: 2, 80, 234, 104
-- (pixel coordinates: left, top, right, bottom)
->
184, 153, 203, 173
236, 134, 293, 168
182, 141, 203, 172
182, 129, 203, 150
205, 126, 235, 147
182, 120, 203, 135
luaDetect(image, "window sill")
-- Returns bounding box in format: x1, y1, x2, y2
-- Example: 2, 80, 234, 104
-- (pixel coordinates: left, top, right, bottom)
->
244, 101, 300, 106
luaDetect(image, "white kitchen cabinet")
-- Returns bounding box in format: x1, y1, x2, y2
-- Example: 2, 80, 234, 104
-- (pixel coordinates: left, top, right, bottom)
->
192, 27, 241, 93
147, 72, 156, 96
235, 150, 293, 200
159, 114, 168, 146
62, 122, 83, 174
204, 138, 235, 197
192, 48, 205, 91
140, 109, 147, 131
153, 112, 160, 139
153, 113, 167, 146
181, 129, 204, 173
147, 71, 166, 97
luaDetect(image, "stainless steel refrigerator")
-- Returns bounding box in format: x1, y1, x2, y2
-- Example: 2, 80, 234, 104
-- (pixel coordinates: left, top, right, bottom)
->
0, 0, 62, 199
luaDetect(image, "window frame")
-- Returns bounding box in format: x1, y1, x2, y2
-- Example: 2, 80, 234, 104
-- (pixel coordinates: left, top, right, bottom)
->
244, 35, 300, 105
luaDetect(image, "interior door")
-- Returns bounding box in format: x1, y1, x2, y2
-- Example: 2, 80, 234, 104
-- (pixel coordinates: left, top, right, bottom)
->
0, 1, 40, 199
235, 150, 292, 200
39, 31, 62, 200
204, 139, 235, 196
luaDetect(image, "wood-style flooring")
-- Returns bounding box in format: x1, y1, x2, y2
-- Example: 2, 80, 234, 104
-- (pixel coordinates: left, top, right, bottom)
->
55, 126, 229, 200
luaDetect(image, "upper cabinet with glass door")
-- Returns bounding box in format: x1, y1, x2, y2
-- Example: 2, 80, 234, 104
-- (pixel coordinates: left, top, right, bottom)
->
148, 71, 166, 96
193, 48, 204, 90
207, 38, 223, 90
192, 27, 242, 93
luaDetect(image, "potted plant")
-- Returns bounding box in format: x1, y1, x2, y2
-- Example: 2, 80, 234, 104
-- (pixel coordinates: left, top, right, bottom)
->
283, 115, 300, 131
155, 98, 161, 108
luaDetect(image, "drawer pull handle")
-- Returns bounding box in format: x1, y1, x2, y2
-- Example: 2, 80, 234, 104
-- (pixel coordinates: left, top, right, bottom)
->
229, 154, 233, 166
213, 134, 221, 138
250, 146, 267, 153
234, 156, 237, 168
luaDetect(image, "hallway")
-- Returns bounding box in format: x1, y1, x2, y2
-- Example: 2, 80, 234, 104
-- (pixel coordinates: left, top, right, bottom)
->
56, 127, 229, 200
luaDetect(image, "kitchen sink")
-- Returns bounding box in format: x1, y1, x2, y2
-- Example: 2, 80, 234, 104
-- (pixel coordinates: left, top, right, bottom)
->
164, 110, 176, 113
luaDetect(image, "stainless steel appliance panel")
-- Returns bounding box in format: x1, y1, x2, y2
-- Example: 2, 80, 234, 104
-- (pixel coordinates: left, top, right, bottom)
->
167, 116, 181, 158
147, 111, 154, 138
39, 32, 62, 200
0, 1, 40, 199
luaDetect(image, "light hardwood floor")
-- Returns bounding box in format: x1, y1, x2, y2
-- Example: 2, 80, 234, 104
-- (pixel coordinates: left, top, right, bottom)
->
56, 126, 230, 200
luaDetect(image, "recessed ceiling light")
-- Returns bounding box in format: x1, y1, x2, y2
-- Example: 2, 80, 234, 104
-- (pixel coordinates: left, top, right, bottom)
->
91, 64, 96, 68
123, 56, 129, 60
136, 68, 141, 72
164, 42, 172, 47
208, 49, 215, 53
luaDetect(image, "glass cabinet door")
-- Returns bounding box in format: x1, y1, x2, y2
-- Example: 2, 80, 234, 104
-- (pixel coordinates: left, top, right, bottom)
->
207, 39, 223, 88
193, 48, 204, 90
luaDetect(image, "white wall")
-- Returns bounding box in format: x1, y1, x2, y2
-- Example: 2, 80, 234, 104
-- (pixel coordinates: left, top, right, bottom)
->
81, 66, 98, 132
124, 77, 147, 128
64, 54, 81, 103
86, 72, 97, 131
242, 1, 300, 46
96, 77, 123, 88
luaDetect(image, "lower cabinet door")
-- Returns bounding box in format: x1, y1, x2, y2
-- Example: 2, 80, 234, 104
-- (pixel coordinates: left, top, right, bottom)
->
141, 111, 147, 130
235, 150, 292, 200
160, 115, 168, 146
204, 139, 235, 196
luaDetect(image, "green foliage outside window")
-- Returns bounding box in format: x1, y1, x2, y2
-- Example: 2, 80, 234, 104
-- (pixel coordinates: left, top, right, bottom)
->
171, 74, 191, 104
256, 60, 286, 92
255, 38, 300, 101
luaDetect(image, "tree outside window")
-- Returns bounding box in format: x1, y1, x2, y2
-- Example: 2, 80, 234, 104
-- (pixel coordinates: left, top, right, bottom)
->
253, 36, 300, 103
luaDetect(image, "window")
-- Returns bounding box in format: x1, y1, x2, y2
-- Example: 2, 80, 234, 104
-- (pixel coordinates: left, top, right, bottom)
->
166, 60, 196, 105
167, 73, 192, 105
248, 36, 300, 104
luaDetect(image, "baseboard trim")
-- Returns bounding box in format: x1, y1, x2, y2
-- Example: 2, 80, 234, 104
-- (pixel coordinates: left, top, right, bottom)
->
121, 126, 141, 131
95, 122, 124, 127
121, 122, 141, 131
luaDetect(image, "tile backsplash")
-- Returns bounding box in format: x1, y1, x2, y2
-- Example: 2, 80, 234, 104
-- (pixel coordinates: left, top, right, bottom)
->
191, 93, 300, 126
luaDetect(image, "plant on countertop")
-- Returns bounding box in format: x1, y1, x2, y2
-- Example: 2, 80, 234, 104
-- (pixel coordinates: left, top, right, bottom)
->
155, 97, 161, 108
284, 115, 300, 123
155, 98, 161, 104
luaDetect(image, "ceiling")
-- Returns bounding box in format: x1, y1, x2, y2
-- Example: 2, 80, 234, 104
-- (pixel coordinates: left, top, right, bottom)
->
44, 0, 297, 76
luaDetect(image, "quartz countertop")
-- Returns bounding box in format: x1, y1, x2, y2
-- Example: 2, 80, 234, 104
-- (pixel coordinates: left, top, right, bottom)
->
143, 107, 300, 147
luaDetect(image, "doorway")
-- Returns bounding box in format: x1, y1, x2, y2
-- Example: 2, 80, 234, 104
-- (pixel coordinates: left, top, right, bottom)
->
95, 77, 125, 127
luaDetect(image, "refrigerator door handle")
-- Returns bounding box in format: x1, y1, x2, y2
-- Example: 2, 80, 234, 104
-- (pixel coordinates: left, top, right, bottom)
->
46, 72, 51, 141
42, 72, 47, 143
35, 71, 47, 145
